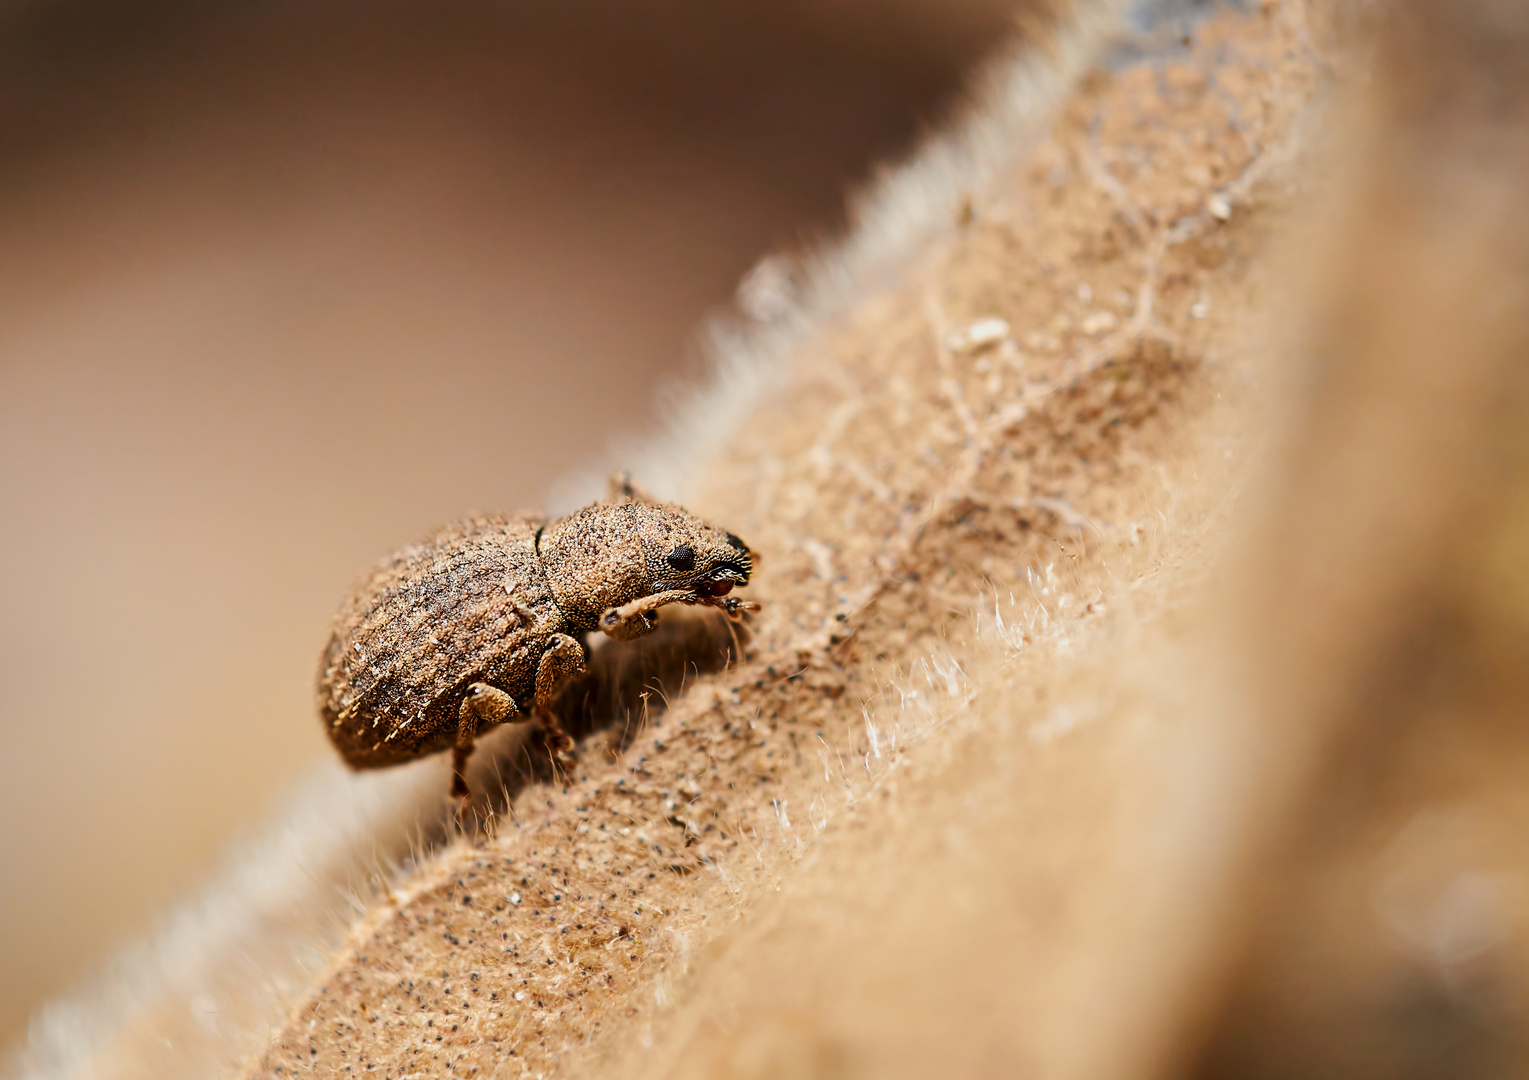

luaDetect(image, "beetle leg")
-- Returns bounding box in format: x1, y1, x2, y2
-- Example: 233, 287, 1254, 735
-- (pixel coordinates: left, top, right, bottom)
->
533, 634, 585, 763
597, 589, 695, 641
452, 682, 518, 799
534, 633, 586, 707
605, 471, 658, 505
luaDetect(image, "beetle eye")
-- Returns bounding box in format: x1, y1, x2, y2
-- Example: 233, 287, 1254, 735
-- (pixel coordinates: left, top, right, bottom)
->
666, 544, 696, 572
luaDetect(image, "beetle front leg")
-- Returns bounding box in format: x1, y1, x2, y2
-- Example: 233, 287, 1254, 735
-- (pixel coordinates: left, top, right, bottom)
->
452, 682, 518, 799
534, 633, 585, 762
597, 589, 695, 641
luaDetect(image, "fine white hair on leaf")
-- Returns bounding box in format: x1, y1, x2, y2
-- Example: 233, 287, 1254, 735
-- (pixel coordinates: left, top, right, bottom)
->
551, 0, 1127, 514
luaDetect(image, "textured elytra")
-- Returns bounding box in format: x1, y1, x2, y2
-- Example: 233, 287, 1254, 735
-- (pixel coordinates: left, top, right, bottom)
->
319, 498, 753, 771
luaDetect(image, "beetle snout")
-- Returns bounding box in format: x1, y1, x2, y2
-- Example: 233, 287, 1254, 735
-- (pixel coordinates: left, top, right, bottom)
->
709, 557, 751, 587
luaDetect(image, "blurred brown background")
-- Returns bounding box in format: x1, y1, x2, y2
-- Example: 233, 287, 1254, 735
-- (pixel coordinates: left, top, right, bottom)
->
0, 0, 1022, 1049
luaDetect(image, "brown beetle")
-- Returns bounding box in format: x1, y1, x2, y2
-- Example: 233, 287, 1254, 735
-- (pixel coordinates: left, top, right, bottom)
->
317, 476, 756, 797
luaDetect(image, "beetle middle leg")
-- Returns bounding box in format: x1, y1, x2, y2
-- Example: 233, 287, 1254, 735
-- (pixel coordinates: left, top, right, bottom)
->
533, 633, 585, 762
452, 683, 518, 799
605, 470, 658, 505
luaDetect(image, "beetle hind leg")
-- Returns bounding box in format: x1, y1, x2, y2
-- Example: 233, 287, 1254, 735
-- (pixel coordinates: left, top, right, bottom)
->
452, 682, 518, 799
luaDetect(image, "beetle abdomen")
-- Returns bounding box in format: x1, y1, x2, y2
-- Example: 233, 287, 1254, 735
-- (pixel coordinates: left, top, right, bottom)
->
319, 513, 557, 768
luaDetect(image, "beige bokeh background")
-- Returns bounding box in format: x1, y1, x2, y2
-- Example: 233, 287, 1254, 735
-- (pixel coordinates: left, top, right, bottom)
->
0, 0, 1019, 1049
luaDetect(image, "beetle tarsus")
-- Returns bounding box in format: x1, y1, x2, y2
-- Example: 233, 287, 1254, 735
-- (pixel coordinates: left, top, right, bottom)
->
692, 593, 762, 620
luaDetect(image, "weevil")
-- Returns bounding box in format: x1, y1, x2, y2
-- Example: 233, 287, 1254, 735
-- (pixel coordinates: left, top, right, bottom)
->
317, 476, 757, 798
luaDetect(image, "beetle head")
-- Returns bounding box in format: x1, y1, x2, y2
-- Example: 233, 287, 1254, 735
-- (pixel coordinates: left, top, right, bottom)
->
540, 500, 753, 632
636, 504, 753, 597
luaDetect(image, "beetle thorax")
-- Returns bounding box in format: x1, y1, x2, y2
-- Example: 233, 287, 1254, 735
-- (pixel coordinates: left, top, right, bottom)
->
538, 504, 658, 632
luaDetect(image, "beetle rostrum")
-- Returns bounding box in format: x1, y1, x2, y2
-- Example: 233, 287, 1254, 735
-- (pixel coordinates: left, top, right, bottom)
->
317, 481, 757, 798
